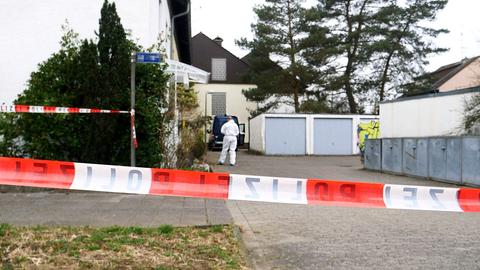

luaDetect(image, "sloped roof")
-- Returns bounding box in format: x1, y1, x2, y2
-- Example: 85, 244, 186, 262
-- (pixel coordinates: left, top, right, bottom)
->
191, 32, 251, 84
402, 56, 480, 97
192, 32, 250, 67
431, 56, 480, 90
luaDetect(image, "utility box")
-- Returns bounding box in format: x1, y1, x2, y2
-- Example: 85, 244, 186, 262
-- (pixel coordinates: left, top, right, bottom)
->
381, 138, 403, 174
462, 137, 480, 186
402, 138, 428, 178
364, 139, 382, 171
429, 138, 462, 184
364, 136, 480, 187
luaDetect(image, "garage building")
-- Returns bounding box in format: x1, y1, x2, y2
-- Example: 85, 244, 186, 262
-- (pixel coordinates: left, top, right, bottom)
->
249, 114, 378, 155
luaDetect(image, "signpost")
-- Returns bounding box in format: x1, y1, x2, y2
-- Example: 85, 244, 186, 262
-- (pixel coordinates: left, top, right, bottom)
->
130, 52, 161, 167
136, 52, 161, 64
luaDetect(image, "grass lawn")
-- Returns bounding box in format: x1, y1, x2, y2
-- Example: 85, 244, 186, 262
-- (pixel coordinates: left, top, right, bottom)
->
0, 224, 248, 269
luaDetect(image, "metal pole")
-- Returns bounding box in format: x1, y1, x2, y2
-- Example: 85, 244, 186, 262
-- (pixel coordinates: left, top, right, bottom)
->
130, 52, 136, 167
204, 92, 213, 144
173, 77, 178, 148
205, 91, 207, 144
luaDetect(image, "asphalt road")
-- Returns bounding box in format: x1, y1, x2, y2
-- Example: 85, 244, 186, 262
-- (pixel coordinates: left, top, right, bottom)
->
209, 150, 480, 270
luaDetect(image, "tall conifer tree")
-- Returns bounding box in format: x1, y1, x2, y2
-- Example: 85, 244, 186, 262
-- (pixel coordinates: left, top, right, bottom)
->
238, 0, 312, 113
90, 0, 131, 164
372, 0, 448, 102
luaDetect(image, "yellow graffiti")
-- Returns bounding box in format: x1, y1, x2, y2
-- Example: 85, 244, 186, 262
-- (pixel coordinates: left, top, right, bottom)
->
358, 121, 380, 151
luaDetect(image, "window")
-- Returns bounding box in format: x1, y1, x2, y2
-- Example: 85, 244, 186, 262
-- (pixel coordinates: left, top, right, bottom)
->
211, 92, 226, 116
211, 58, 227, 81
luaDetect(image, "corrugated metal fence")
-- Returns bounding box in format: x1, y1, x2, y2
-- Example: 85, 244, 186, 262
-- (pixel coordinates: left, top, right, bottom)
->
364, 137, 480, 187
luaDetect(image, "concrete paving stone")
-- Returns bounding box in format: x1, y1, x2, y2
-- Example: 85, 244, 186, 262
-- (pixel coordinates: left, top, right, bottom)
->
180, 208, 208, 226
206, 215, 232, 226
162, 196, 187, 204
206, 208, 233, 225
183, 197, 207, 208
150, 196, 185, 209
146, 208, 184, 224
205, 198, 229, 208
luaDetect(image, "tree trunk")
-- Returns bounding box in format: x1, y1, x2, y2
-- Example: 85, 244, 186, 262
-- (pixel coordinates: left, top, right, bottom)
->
379, 53, 393, 102
342, 0, 368, 114
378, 4, 415, 103
287, 0, 299, 113
344, 73, 357, 113
293, 80, 299, 112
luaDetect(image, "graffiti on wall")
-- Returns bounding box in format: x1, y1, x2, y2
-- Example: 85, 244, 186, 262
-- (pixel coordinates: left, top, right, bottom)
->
358, 121, 380, 152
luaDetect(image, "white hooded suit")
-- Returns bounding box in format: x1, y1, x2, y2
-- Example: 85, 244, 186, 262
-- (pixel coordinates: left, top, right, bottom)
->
218, 119, 239, 165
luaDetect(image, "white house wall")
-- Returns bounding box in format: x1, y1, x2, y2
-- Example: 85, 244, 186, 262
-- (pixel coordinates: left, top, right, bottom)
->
1, 0, 173, 104
195, 84, 258, 143
380, 93, 474, 138
250, 114, 379, 155
159, 0, 172, 56
249, 114, 264, 152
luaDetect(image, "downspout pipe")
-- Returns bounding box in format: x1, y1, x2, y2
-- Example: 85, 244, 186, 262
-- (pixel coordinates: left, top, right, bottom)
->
169, 2, 190, 167
170, 2, 190, 59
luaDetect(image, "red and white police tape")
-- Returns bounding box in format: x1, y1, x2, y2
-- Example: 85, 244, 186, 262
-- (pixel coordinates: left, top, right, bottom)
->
1, 104, 138, 147
130, 109, 138, 148
0, 157, 479, 212
0, 104, 129, 114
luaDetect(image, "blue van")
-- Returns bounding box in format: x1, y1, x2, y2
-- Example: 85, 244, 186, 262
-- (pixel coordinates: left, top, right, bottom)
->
208, 115, 245, 150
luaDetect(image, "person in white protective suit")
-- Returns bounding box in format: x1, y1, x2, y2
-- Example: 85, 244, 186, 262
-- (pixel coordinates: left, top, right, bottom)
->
218, 115, 240, 166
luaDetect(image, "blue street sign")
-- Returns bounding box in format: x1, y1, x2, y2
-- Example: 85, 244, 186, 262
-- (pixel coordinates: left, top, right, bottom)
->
136, 52, 161, 64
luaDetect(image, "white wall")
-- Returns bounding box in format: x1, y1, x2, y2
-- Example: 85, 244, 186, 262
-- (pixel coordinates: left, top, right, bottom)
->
250, 114, 379, 155
249, 114, 264, 152
380, 92, 474, 138
0, 0, 172, 104
194, 84, 258, 143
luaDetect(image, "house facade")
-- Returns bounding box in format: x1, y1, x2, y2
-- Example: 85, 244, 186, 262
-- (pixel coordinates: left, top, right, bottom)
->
0, 0, 191, 104
431, 57, 480, 92
191, 32, 257, 144
380, 57, 480, 138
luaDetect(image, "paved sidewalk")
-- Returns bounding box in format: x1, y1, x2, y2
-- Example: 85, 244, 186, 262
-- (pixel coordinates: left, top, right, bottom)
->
0, 192, 231, 227
209, 150, 480, 270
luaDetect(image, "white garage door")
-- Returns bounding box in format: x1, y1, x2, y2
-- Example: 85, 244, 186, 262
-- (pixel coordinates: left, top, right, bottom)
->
265, 117, 306, 155
314, 118, 353, 155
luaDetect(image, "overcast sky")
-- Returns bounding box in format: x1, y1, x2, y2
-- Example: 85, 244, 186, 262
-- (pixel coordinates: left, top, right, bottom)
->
192, 0, 480, 71
1, 0, 479, 104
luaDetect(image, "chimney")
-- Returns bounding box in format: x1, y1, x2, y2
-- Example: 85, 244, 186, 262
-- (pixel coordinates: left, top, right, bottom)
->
213, 36, 223, 47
